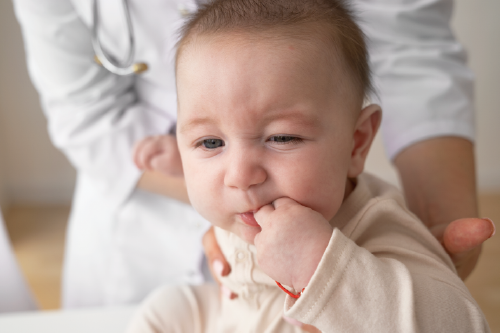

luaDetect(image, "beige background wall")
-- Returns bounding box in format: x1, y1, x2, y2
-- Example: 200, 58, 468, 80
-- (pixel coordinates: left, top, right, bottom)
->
0, 0, 76, 208
0, 0, 499, 209
0, 144, 6, 209
454, 0, 500, 192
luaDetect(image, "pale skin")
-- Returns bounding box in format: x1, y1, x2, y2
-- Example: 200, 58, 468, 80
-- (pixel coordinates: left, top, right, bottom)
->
174, 32, 376, 295
133, 135, 189, 203
134, 29, 495, 332
394, 136, 490, 279
135, 138, 493, 333
134, 95, 494, 278
253, 103, 382, 291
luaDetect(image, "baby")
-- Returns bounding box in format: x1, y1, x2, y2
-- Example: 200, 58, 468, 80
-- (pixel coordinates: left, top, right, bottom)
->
128, 0, 490, 332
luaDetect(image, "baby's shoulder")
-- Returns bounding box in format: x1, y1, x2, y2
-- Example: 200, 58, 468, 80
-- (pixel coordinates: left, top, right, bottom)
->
342, 173, 455, 271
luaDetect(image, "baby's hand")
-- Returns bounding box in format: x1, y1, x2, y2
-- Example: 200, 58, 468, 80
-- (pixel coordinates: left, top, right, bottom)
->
254, 198, 333, 291
132, 135, 183, 177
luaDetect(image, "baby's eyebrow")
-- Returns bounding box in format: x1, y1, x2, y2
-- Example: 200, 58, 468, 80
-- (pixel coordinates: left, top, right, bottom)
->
179, 109, 321, 133
261, 109, 320, 128
179, 116, 217, 134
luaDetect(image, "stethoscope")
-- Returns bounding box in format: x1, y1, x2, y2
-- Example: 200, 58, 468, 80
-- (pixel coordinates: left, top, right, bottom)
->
91, 0, 148, 75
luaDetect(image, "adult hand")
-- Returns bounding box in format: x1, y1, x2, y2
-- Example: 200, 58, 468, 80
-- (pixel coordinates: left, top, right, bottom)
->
132, 134, 184, 177
394, 137, 494, 280
202, 227, 237, 299
434, 218, 495, 279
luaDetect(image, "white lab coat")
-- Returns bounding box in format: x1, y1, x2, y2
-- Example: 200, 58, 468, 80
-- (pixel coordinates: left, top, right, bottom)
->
12, 0, 475, 308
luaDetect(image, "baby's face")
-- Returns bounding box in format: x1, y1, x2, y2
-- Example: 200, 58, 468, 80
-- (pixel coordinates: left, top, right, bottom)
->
177, 33, 360, 244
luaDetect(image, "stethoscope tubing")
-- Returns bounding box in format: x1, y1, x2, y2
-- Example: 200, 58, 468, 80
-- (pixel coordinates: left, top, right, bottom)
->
92, 0, 147, 75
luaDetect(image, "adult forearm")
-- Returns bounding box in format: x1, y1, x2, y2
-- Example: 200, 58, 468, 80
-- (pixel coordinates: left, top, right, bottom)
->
394, 137, 478, 229
137, 171, 190, 205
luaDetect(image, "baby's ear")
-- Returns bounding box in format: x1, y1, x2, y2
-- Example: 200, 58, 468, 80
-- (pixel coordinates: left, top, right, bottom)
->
347, 104, 382, 178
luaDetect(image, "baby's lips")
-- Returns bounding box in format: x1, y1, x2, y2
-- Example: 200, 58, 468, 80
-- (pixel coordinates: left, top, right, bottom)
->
240, 212, 260, 227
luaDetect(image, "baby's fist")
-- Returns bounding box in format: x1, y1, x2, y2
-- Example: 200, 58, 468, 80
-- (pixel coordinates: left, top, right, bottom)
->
254, 198, 333, 291
132, 135, 183, 177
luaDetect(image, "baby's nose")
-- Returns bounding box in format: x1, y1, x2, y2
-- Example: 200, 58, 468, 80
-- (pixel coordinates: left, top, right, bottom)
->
223, 148, 267, 190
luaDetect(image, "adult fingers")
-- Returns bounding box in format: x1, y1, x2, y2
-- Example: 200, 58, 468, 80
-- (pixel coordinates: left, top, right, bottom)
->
151, 156, 184, 177
202, 227, 231, 277
132, 137, 154, 170
150, 137, 184, 176
202, 227, 237, 299
139, 137, 165, 171
441, 218, 495, 280
453, 246, 482, 280
443, 218, 495, 255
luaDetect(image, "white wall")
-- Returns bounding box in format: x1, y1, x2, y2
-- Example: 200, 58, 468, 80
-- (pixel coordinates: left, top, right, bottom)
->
0, 0, 498, 206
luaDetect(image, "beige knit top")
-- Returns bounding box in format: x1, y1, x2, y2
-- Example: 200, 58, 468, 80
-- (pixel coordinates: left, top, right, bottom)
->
215, 173, 490, 332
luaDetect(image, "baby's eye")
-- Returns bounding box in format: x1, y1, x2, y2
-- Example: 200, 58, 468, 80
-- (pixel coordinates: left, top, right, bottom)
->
268, 136, 302, 144
201, 138, 225, 149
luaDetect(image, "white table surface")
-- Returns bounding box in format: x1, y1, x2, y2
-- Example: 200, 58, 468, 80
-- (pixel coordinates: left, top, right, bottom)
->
0, 306, 137, 333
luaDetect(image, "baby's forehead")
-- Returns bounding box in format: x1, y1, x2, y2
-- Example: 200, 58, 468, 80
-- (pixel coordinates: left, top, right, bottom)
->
177, 27, 364, 108
177, 31, 363, 123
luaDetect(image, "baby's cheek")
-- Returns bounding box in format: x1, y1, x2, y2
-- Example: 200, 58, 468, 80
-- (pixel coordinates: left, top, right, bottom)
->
183, 159, 231, 227
188, 181, 225, 225
184, 171, 208, 208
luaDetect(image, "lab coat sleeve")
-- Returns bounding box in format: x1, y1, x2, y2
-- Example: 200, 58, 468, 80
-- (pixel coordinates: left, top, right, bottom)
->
13, 0, 174, 208
357, 0, 475, 159
283, 201, 490, 332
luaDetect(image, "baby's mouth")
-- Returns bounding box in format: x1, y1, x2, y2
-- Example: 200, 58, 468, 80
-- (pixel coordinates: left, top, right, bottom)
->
239, 212, 260, 227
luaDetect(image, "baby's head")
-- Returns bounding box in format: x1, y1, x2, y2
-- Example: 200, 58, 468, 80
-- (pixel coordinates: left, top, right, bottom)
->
176, 0, 381, 244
